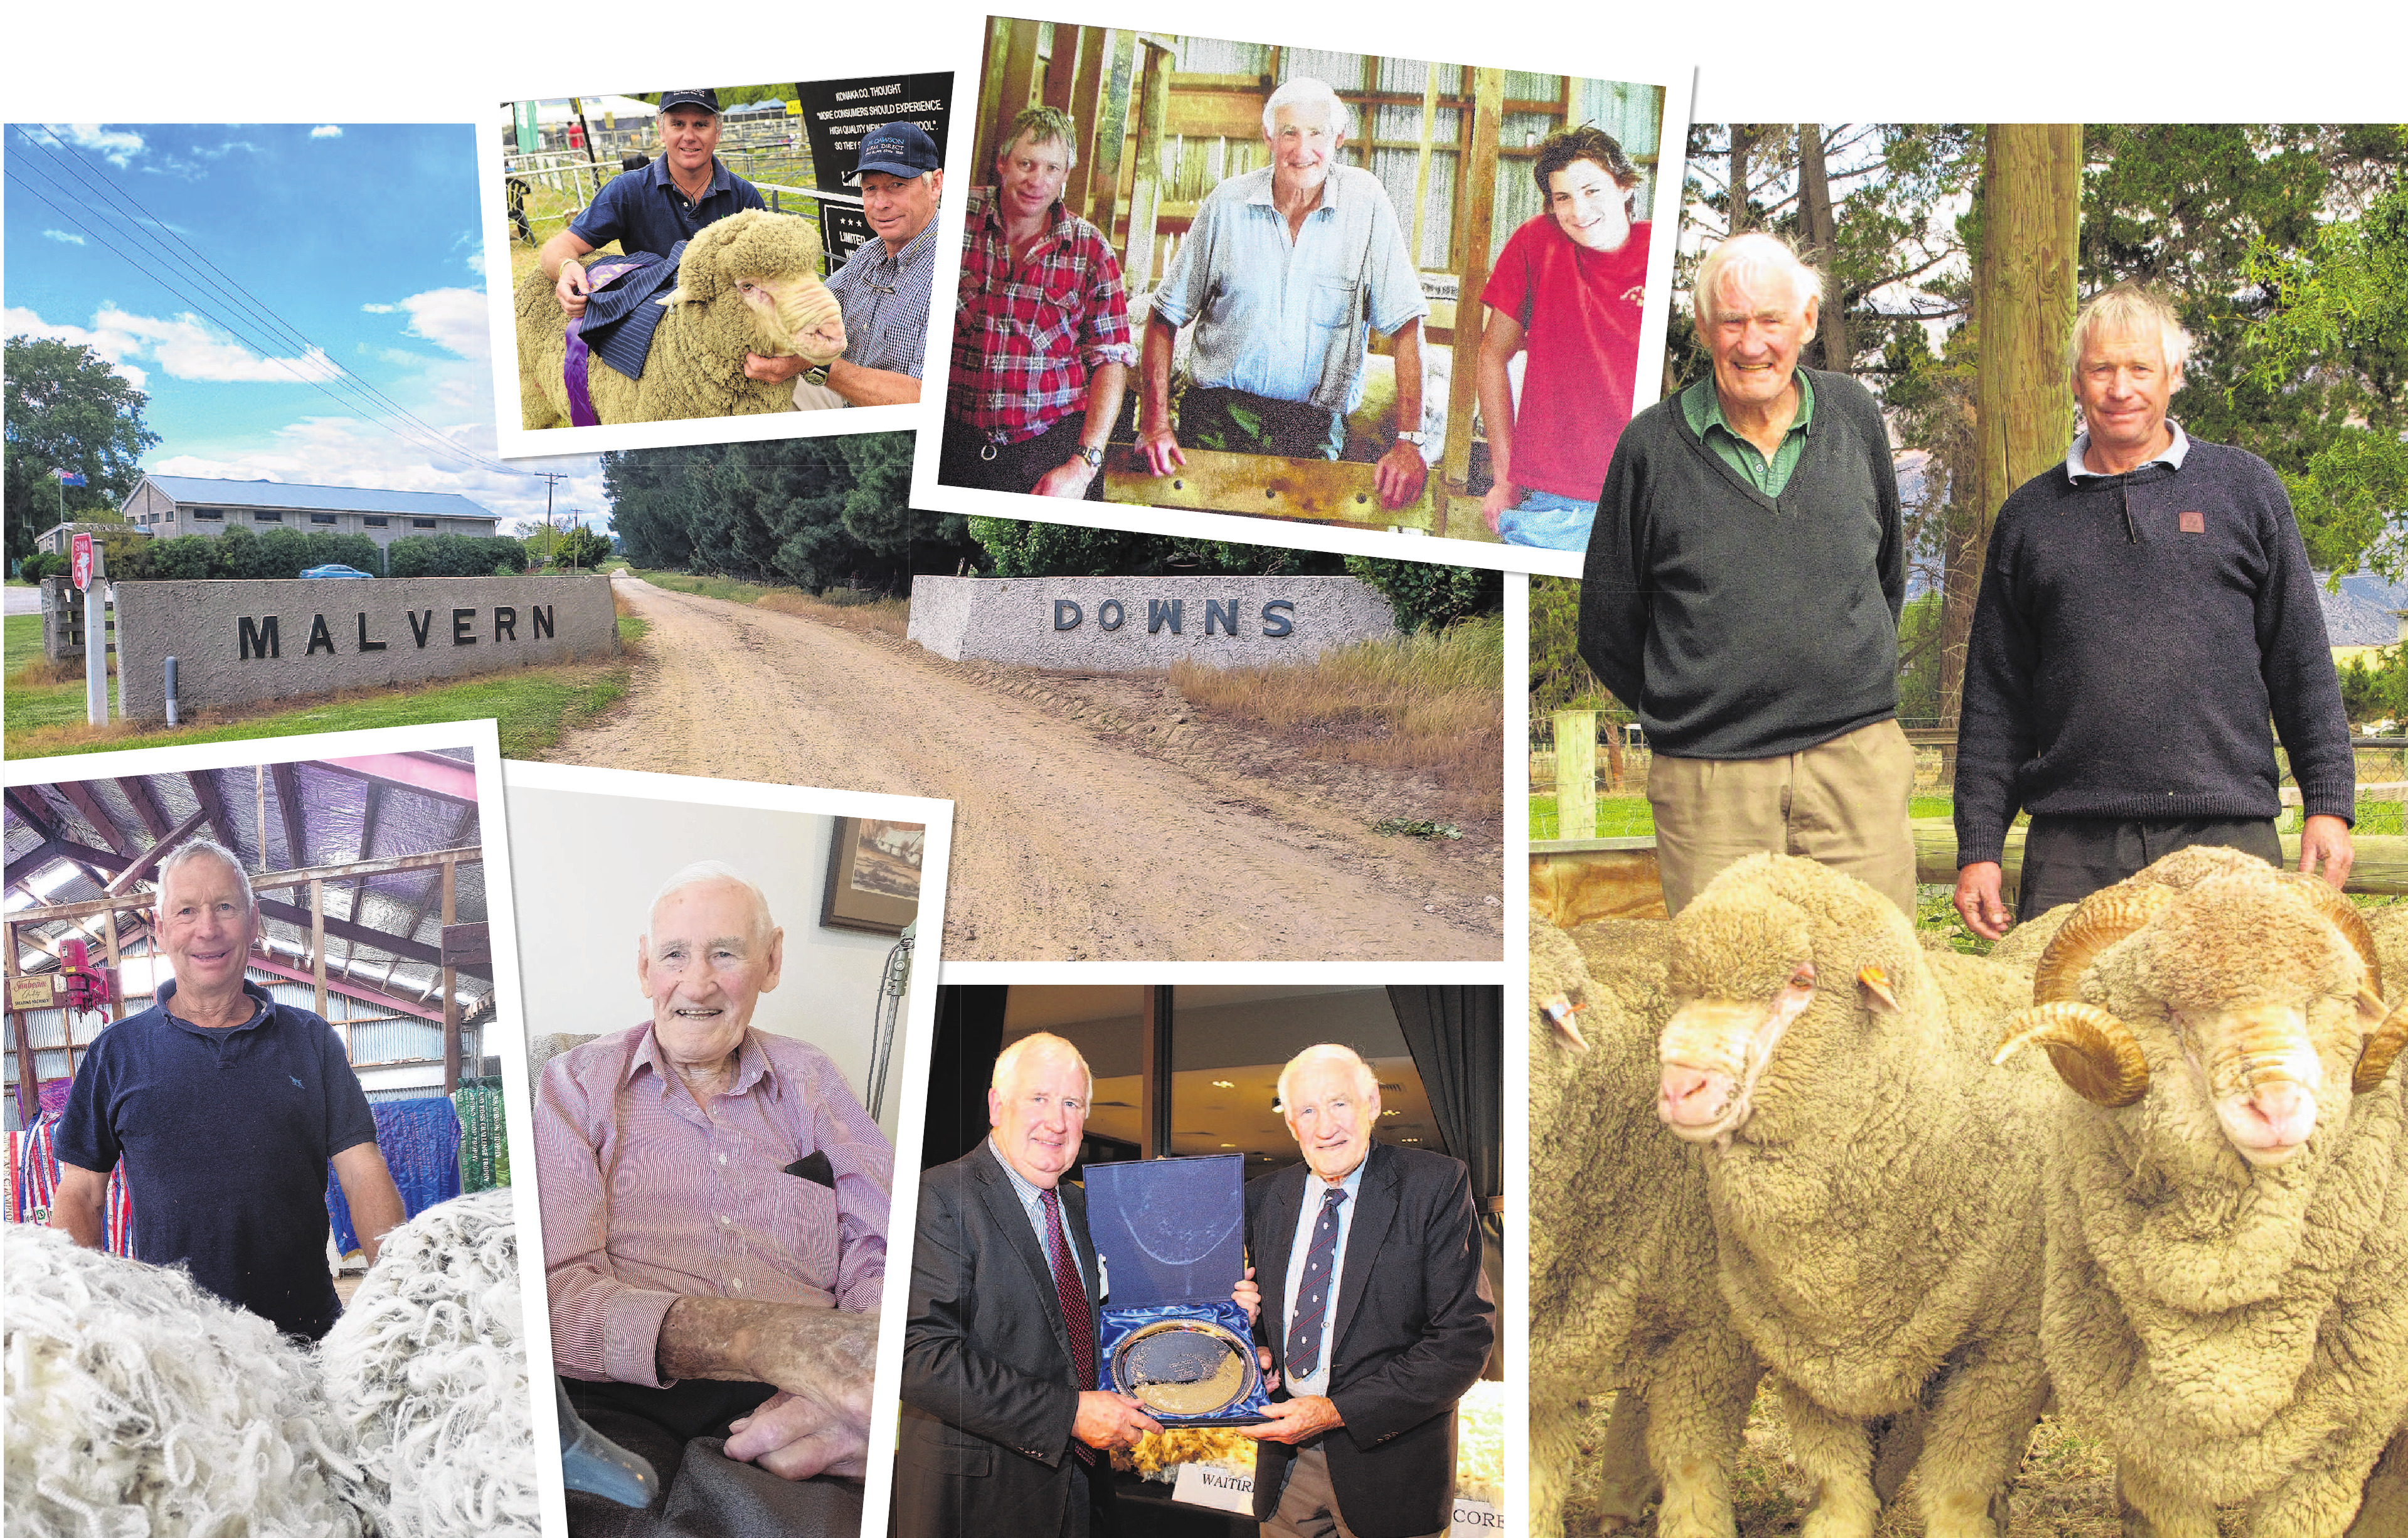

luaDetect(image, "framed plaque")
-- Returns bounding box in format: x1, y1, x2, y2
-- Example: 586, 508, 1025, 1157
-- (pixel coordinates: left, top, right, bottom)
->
1084, 1154, 1270, 1426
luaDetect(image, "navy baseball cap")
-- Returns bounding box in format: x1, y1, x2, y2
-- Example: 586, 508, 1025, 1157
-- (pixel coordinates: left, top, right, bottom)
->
657, 90, 721, 115
852, 123, 941, 180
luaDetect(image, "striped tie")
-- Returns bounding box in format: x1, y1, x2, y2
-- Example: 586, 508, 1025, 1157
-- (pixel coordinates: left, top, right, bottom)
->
1040, 1187, 1098, 1465
1284, 1187, 1348, 1380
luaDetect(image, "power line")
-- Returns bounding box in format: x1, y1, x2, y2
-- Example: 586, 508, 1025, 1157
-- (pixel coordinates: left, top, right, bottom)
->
6, 125, 541, 483
19, 122, 522, 476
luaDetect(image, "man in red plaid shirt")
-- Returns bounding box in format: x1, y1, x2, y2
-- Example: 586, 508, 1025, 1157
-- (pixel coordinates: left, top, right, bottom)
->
940, 106, 1135, 501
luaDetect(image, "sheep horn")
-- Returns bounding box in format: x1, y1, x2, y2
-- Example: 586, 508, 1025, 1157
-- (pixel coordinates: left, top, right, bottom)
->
1995, 1001, 2151, 1107
2357, 1004, 2408, 1094
2032, 886, 2177, 1004
2273, 872, 2384, 995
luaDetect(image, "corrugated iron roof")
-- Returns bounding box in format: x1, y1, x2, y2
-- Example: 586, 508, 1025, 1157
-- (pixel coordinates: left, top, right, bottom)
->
6, 749, 494, 1116
131, 475, 499, 522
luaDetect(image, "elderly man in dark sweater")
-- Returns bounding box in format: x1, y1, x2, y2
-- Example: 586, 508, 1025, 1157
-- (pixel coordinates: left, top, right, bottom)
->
1580, 231, 1912, 916
1952, 284, 2355, 937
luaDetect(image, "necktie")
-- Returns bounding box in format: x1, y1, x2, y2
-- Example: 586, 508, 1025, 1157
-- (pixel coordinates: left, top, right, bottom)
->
1040, 1187, 1098, 1465
1285, 1187, 1349, 1380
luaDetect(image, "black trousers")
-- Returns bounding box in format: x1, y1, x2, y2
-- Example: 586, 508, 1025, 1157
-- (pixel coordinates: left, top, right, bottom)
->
563, 1377, 862, 1538
2015, 814, 2284, 920
939, 412, 1105, 501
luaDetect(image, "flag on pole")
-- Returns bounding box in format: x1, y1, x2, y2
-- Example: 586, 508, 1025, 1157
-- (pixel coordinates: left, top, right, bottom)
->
50, 469, 87, 487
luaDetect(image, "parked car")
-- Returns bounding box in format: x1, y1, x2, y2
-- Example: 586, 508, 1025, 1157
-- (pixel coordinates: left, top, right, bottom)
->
299, 564, 373, 579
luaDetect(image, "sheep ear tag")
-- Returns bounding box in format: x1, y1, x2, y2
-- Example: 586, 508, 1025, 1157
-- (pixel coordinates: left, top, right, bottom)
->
1539, 993, 1591, 1053
1857, 964, 1900, 1013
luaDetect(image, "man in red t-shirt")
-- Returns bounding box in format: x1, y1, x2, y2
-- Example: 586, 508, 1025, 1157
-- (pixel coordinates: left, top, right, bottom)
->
1476, 126, 1652, 550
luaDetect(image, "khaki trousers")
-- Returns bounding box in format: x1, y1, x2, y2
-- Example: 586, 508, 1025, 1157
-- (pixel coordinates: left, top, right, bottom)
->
1646, 718, 1917, 917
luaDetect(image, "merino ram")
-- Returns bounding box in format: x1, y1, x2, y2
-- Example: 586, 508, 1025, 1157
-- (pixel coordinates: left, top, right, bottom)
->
1529, 918, 1759, 1537
318, 1188, 538, 1537
516, 208, 846, 427
2, 1222, 366, 1537
1994, 847, 2408, 1537
1655, 853, 2053, 1538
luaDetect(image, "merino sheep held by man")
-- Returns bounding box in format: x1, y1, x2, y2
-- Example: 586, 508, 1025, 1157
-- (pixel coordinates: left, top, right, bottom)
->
1996, 850, 2408, 1537
516, 208, 847, 428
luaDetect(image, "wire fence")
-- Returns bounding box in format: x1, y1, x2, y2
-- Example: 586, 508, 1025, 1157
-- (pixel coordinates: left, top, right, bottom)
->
1530, 727, 2408, 842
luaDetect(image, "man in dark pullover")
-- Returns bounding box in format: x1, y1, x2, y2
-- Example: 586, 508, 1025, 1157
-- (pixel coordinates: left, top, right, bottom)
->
1579, 231, 1912, 916
1952, 284, 2354, 937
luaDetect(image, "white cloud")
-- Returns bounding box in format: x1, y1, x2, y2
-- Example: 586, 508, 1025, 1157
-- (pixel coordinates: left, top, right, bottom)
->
56, 124, 146, 167
310, 125, 343, 139
42, 229, 86, 245
1, 305, 150, 388
390, 287, 491, 362
90, 307, 342, 384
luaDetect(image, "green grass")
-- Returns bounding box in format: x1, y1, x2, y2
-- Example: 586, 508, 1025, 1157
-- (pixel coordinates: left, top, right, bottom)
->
5, 610, 637, 762
1530, 793, 1655, 841
1532, 790, 1960, 840
626, 568, 789, 605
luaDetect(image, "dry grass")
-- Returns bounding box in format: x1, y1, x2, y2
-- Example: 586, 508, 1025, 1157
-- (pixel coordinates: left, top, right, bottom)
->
1169, 617, 1503, 818
8, 655, 85, 688
755, 589, 910, 639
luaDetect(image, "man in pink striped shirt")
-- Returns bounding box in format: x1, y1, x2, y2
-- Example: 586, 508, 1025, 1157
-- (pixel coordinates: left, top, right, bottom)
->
536, 861, 893, 1537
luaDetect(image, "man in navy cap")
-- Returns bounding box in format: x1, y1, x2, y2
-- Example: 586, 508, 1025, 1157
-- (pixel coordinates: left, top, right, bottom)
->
779, 122, 944, 409
540, 90, 768, 318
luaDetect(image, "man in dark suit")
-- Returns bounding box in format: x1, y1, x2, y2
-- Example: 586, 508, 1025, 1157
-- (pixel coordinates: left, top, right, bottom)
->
900, 1032, 1226, 1538
1243, 1044, 1494, 1538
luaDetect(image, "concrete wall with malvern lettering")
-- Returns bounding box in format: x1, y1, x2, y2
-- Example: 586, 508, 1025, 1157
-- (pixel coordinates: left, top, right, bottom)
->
114, 576, 617, 721
907, 576, 1396, 669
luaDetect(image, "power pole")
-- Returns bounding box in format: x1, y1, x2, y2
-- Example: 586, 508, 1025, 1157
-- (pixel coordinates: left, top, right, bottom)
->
531, 470, 570, 568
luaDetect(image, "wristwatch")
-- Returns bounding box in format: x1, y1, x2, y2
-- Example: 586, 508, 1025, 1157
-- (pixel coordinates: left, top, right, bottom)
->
1395, 430, 1431, 448
1077, 443, 1106, 470
802, 363, 832, 387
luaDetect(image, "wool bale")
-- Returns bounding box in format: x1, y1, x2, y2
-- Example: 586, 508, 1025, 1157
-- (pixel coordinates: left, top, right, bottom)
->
316, 1189, 537, 1537
3, 1222, 365, 1538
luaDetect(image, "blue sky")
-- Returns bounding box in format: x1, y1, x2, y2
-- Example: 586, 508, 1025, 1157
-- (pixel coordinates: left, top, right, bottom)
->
4, 122, 605, 530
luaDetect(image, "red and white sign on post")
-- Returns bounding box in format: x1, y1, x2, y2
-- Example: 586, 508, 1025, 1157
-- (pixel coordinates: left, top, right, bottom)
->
72, 532, 94, 591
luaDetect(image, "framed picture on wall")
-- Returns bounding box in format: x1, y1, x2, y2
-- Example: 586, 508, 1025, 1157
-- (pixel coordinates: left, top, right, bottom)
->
822, 817, 925, 933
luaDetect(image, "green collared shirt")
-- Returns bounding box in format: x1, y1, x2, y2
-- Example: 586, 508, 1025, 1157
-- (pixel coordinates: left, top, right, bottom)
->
1683, 370, 1816, 496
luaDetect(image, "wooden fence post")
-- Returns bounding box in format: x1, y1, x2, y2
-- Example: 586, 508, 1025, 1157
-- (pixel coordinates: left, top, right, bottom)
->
1554, 709, 1597, 839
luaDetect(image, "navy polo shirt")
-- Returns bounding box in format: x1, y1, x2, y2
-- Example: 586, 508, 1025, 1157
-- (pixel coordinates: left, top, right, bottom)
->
56, 978, 378, 1339
569, 155, 768, 260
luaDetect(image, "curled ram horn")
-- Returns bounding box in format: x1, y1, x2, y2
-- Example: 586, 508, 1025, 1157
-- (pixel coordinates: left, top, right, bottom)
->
2271, 871, 2385, 995
2032, 885, 2176, 1004
2359, 1004, 2408, 1095
1995, 1001, 2151, 1107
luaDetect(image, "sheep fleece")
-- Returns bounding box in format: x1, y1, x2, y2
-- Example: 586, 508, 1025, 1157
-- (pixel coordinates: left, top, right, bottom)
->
3, 1222, 366, 1538
2044, 889, 2408, 1530
317, 1188, 538, 1537
1527, 919, 1756, 1537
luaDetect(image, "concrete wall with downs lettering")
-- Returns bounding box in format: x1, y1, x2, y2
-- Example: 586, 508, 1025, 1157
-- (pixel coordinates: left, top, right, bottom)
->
907, 576, 1397, 669
113, 575, 617, 721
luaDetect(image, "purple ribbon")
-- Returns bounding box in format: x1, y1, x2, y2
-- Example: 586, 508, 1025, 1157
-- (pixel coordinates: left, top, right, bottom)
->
561, 259, 650, 428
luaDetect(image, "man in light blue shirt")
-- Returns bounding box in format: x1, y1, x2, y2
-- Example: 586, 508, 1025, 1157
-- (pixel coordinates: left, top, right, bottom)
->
1135, 78, 1433, 511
